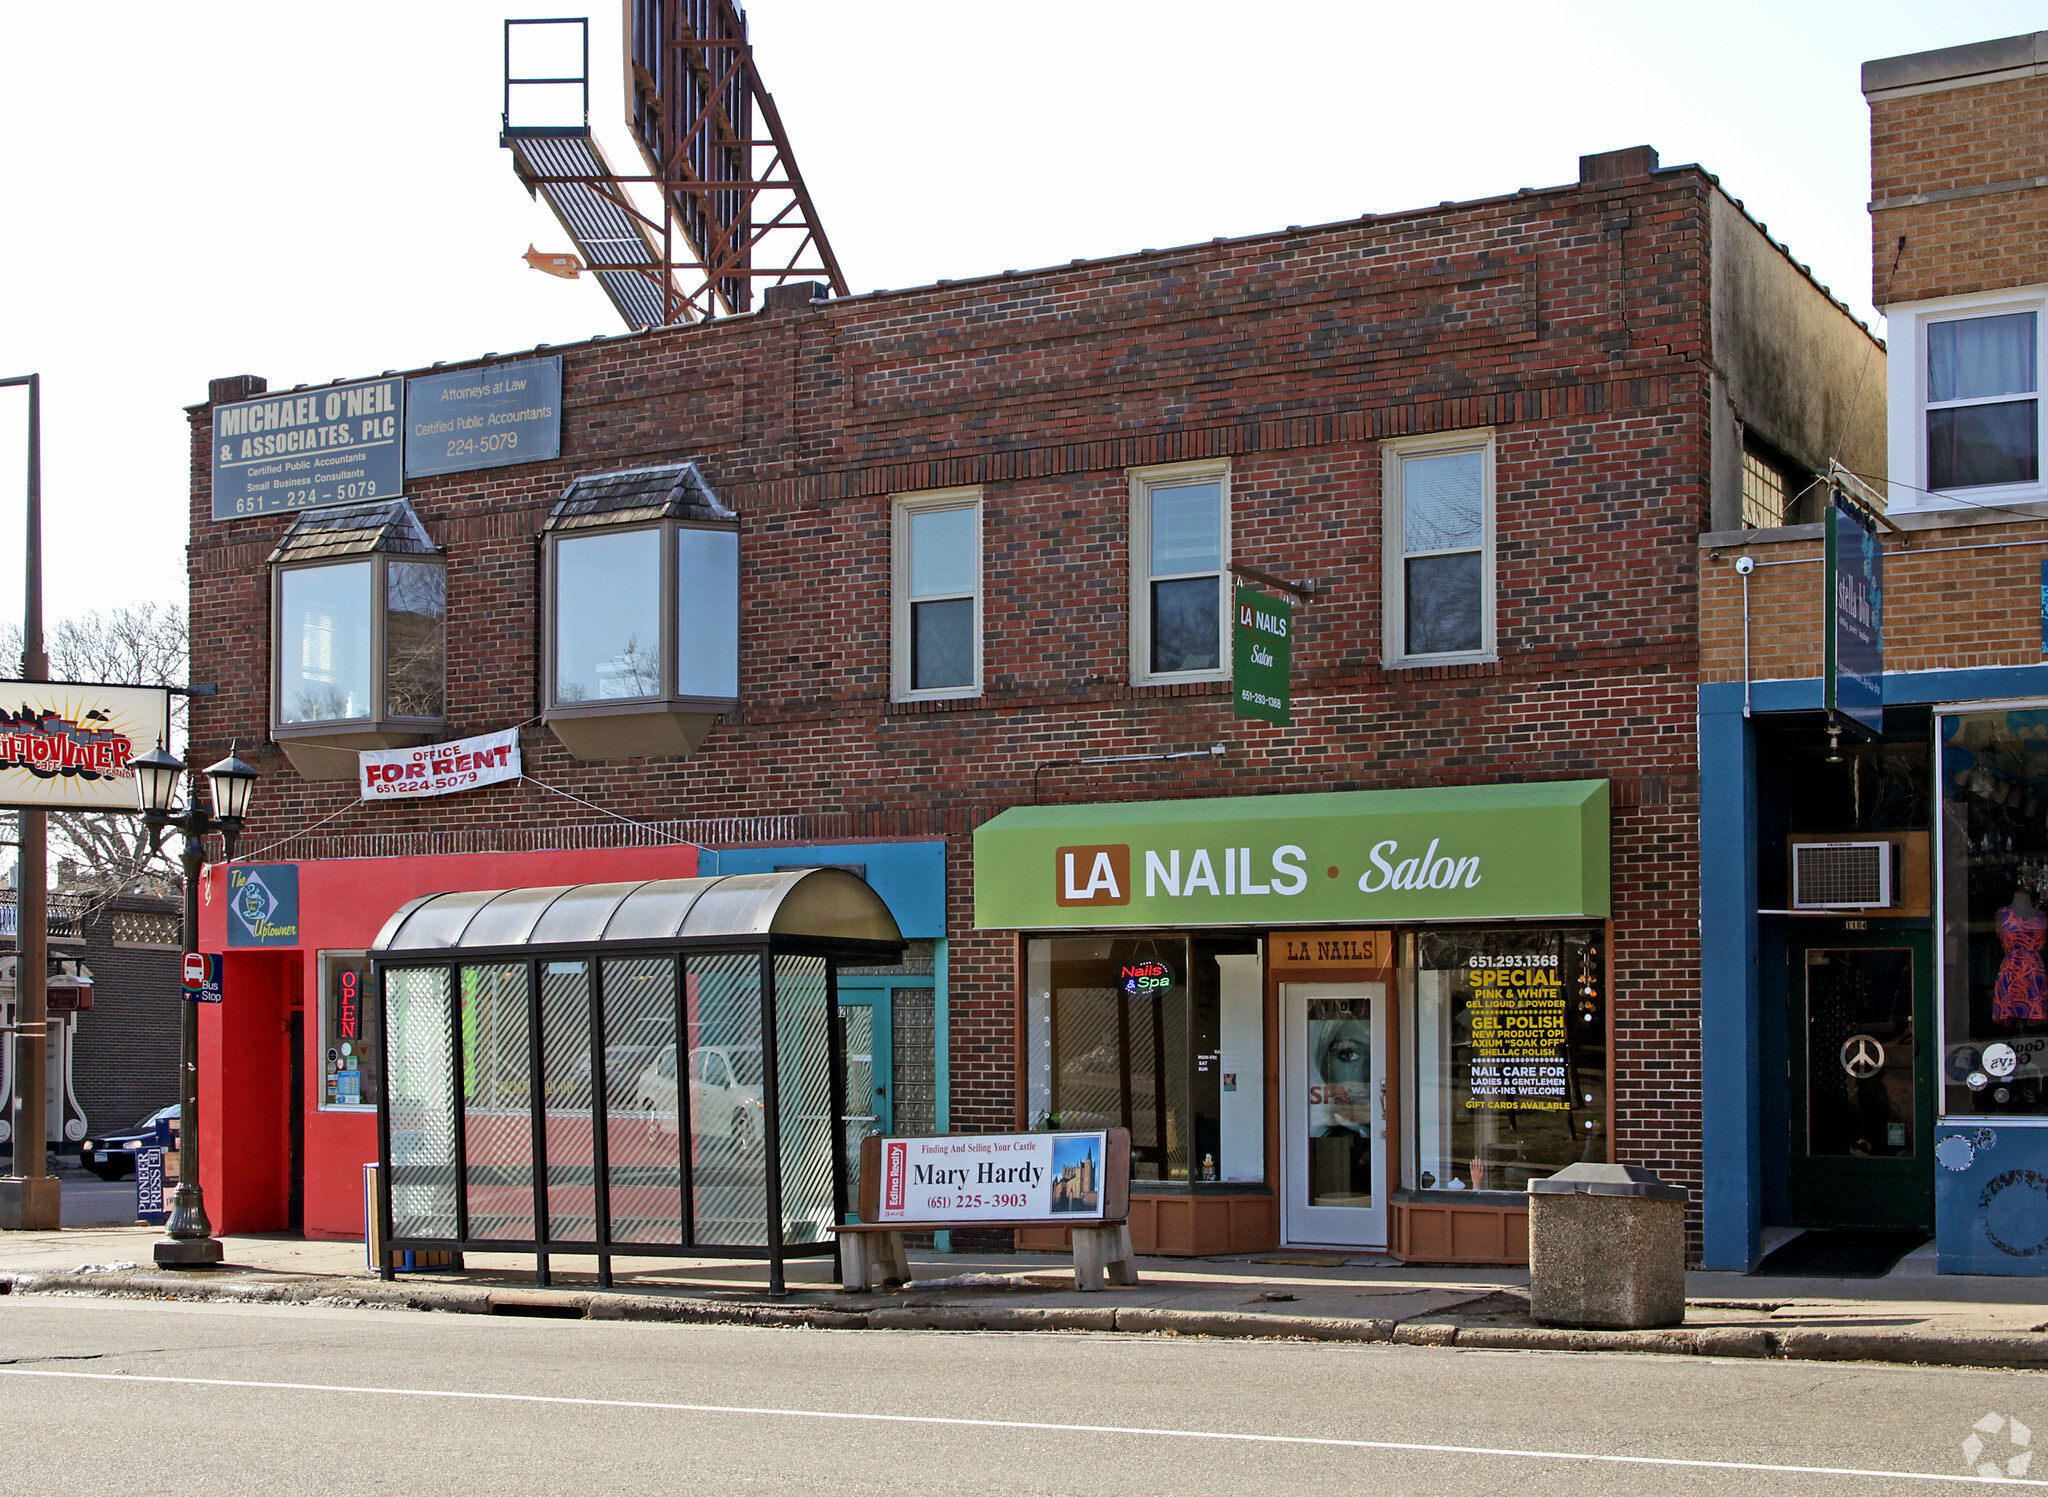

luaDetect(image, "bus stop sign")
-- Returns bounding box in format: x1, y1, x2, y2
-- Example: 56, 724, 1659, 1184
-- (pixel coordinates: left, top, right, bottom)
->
181, 952, 222, 1004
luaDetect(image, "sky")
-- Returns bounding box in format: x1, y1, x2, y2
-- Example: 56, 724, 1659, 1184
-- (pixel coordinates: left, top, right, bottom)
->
0, 0, 2042, 641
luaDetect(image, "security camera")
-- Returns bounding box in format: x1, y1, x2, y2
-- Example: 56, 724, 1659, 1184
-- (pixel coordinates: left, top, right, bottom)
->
1734, 556, 1756, 575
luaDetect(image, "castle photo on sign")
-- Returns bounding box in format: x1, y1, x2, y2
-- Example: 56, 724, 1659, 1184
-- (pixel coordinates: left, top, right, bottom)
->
1050, 1135, 1101, 1213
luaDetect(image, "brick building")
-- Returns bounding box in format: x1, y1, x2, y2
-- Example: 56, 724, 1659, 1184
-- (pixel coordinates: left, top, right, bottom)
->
1699, 31, 2048, 1273
186, 144, 1876, 1266
0, 892, 180, 1169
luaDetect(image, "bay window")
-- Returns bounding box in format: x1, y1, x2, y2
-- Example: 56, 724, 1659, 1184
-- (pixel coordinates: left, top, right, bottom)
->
542, 462, 740, 760
268, 500, 445, 781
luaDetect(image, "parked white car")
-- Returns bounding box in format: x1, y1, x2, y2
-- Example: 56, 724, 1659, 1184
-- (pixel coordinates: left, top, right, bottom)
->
637, 1044, 765, 1152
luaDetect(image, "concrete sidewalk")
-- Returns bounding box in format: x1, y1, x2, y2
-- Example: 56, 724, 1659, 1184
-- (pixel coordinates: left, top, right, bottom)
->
5, 1223, 2048, 1368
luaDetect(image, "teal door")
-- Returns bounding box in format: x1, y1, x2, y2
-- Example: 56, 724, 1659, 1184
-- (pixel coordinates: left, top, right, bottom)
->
838, 983, 894, 1219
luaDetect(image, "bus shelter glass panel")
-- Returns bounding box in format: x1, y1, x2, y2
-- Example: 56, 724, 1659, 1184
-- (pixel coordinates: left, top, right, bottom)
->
386, 966, 456, 1238
462, 963, 533, 1239
603, 955, 683, 1245
687, 952, 767, 1245
539, 959, 596, 1241
775, 953, 836, 1246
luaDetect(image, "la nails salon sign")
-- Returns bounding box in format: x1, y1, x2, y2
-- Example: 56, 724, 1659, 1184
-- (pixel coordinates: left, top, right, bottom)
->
976, 780, 1609, 929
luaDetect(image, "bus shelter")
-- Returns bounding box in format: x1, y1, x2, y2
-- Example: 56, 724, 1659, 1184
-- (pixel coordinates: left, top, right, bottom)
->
370, 869, 904, 1292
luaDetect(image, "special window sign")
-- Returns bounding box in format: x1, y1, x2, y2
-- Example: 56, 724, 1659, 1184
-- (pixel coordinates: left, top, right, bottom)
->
1464, 953, 1571, 1112
405, 357, 563, 478
1823, 494, 1883, 740
878, 1131, 1108, 1224
0, 681, 170, 811
211, 377, 405, 519
1232, 587, 1292, 726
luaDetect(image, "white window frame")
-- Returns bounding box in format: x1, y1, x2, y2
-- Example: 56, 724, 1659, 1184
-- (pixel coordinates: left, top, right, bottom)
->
1381, 429, 1497, 668
1129, 459, 1232, 686
1886, 287, 2048, 513
891, 486, 982, 702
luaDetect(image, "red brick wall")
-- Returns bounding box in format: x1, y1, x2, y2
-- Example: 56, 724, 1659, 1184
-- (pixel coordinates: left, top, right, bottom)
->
187, 166, 1718, 1234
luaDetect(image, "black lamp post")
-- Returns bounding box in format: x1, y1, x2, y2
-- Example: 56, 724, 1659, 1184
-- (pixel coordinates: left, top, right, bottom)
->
136, 741, 258, 1268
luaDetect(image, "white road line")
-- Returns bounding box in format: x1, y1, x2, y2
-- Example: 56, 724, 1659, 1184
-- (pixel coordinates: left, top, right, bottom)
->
0, 1366, 2034, 1487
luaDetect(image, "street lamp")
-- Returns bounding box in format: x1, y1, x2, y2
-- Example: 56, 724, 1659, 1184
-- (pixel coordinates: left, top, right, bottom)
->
137, 741, 258, 1268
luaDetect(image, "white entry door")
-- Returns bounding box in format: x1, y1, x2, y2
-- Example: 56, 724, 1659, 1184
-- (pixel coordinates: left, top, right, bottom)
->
1281, 982, 1389, 1249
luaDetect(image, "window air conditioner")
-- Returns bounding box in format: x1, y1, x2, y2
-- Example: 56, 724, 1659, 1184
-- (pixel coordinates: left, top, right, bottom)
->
1791, 841, 1895, 910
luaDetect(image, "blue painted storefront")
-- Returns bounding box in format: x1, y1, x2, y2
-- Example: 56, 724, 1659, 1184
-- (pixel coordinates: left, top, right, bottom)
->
1701, 663, 2048, 1273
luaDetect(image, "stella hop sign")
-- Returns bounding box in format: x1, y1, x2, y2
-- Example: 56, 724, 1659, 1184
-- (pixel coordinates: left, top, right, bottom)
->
1232, 587, 1291, 726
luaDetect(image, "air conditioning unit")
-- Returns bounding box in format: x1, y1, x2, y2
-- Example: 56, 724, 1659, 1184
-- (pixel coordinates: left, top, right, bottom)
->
1791, 841, 1896, 910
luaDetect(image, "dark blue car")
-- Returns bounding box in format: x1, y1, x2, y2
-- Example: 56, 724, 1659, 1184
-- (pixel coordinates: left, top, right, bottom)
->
79, 1105, 178, 1181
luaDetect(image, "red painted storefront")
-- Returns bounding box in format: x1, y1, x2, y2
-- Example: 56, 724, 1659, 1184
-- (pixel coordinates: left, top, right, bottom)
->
193, 845, 698, 1239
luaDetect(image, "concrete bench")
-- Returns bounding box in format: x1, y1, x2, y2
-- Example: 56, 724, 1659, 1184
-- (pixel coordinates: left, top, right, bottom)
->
832, 1218, 1138, 1293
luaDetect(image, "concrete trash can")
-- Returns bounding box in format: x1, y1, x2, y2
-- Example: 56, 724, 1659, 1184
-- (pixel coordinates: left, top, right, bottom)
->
1526, 1163, 1688, 1329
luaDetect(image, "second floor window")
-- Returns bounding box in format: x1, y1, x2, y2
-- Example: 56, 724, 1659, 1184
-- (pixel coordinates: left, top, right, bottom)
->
1384, 432, 1494, 665
1927, 310, 2039, 492
892, 488, 981, 700
541, 463, 740, 761
270, 501, 446, 732
1130, 461, 1230, 684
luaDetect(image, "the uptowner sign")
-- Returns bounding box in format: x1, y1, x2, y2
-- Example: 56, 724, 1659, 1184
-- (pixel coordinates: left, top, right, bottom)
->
0, 681, 171, 812
973, 780, 1609, 928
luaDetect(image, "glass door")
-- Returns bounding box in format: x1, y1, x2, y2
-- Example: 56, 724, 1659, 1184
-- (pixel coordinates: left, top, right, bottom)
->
1788, 930, 1934, 1230
1281, 982, 1388, 1248
836, 984, 894, 1218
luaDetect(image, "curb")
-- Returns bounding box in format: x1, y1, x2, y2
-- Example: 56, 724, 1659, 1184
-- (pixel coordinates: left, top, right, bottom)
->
7, 1270, 2047, 1370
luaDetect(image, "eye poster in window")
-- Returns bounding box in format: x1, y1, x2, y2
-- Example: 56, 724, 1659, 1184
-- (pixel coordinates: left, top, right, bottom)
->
1232, 587, 1291, 725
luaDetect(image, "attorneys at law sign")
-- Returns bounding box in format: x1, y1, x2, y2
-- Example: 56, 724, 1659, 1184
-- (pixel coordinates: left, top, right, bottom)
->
975, 780, 1610, 928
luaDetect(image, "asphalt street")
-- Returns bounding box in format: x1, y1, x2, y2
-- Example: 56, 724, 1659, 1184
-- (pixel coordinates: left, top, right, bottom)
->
2, 1294, 2045, 1495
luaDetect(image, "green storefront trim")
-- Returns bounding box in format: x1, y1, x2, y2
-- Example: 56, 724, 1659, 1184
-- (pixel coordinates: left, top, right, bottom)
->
974, 779, 1610, 929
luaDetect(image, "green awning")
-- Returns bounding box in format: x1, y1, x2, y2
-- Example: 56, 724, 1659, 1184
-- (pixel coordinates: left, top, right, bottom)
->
974, 780, 1609, 929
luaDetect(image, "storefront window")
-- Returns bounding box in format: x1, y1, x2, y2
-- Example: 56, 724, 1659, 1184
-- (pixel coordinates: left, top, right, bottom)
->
1940, 707, 2048, 1116
319, 951, 380, 1110
1025, 935, 1262, 1184
1404, 927, 1607, 1193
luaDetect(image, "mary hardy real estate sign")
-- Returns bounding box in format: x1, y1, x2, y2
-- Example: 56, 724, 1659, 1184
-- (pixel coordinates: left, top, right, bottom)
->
1232, 586, 1291, 725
